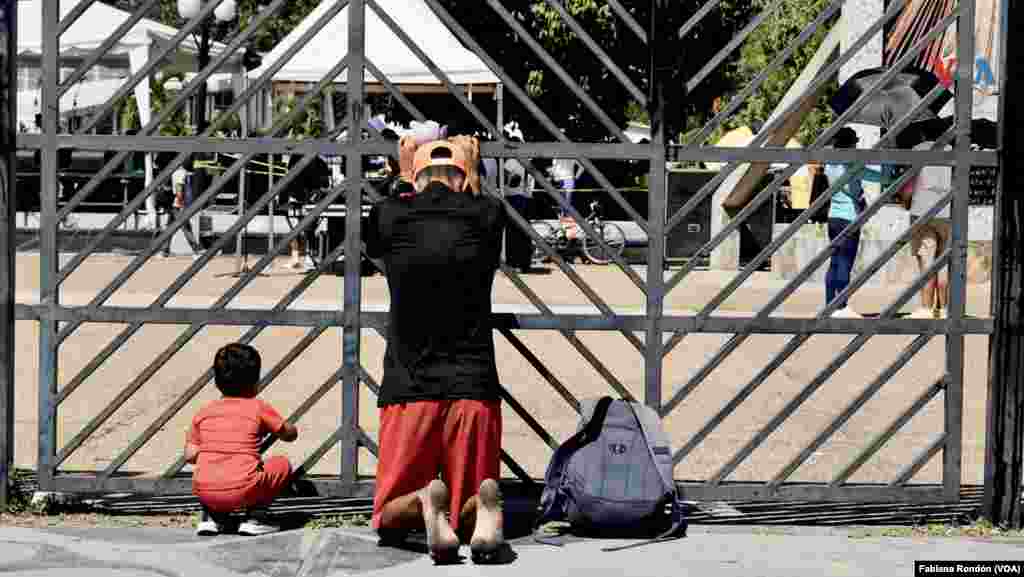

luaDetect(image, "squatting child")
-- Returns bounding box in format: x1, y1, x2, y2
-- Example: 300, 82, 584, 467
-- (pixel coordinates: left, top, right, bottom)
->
185, 343, 299, 536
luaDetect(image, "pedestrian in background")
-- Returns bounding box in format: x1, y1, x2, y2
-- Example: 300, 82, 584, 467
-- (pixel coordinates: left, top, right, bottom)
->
503, 133, 537, 273
823, 127, 876, 318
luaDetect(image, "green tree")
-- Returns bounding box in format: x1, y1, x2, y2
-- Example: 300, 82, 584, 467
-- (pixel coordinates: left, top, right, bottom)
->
431, 0, 755, 143
109, 1, 321, 52
727, 0, 839, 145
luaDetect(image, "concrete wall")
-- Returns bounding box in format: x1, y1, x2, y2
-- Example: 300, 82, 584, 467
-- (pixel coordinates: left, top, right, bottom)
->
771, 205, 995, 287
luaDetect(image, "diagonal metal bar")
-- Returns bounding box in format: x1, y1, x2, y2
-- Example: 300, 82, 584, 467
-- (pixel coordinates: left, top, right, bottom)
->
769, 338, 942, 488
55, 213, 350, 403
499, 386, 558, 450
693, 86, 951, 322
831, 379, 946, 486
701, 249, 952, 476
564, 330, 637, 401
661, 331, 686, 361
498, 328, 581, 413
501, 207, 644, 353
476, 172, 646, 352
161, 329, 338, 478
55, 63, 352, 345
76, 0, 225, 134
670, 0, 906, 222
91, 179, 369, 479
357, 428, 380, 459
295, 424, 349, 479
363, 19, 649, 310
663, 11, 959, 299
149, 242, 350, 478
346, 10, 633, 430
506, 161, 646, 293
51, 0, 339, 229
891, 432, 946, 486
363, 46, 645, 312
57, 0, 99, 37
484, 0, 628, 142
540, 0, 646, 105
661, 195, 954, 420
664, 0, 923, 236
685, 0, 786, 94
358, 367, 382, 397
501, 450, 535, 485
88, 181, 360, 476
58, 166, 351, 470
367, 0, 494, 133
255, 327, 329, 391
689, 0, 846, 146
257, 366, 345, 456
677, 0, 723, 40
498, 260, 641, 392
422, 0, 650, 233
364, 59, 426, 122
673, 336, 807, 466
607, 0, 647, 43
58, 0, 163, 98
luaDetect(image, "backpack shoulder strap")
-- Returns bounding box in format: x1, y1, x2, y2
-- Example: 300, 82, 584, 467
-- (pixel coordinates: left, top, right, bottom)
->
534, 396, 614, 544
599, 402, 688, 552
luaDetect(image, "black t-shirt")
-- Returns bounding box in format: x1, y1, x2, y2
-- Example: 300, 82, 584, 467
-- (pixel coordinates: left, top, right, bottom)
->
365, 181, 506, 406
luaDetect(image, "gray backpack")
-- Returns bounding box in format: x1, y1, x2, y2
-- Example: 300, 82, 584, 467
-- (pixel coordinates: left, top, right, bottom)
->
535, 397, 687, 551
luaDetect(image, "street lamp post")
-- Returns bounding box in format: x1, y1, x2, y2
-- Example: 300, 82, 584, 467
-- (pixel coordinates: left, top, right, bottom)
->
177, 0, 237, 135
176, 0, 236, 234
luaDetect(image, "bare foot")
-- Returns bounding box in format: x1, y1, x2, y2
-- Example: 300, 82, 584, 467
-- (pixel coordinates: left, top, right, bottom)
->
469, 479, 504, 563
419, 480, 459, 563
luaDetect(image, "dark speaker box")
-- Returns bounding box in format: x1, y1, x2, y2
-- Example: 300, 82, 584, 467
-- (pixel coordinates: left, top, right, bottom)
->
665, 171, 717, 260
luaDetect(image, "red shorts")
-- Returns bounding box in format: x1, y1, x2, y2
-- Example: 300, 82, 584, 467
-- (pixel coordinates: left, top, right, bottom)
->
195, 456, 292, 513
372, 399, 501, 532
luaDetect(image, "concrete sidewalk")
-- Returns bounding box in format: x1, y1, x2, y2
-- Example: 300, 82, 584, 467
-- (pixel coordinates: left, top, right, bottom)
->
1, 524, 1022, 577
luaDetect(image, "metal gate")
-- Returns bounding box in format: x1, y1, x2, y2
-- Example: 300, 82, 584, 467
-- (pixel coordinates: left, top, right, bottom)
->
2, 0, 1004, 505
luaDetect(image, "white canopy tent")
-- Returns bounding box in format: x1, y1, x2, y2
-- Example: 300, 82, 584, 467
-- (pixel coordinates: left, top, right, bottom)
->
17, 0, 242, 201
249, 0, 499, 86
248, 0, 501, 130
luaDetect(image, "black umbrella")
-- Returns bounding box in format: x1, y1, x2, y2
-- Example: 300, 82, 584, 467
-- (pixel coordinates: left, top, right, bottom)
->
891, 116, 999, 149
830, 66, 954, 127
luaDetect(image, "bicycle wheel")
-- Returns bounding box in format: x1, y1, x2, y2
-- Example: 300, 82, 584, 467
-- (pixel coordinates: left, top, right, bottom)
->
582, 222, 626, 265
530, 221, 559, 264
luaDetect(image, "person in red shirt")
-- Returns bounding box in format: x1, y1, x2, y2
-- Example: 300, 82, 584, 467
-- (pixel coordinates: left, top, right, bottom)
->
185, 343, 299, 536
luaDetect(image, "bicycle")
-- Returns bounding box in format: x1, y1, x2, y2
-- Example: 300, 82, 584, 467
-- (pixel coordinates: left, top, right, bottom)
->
530, 200, 627, 265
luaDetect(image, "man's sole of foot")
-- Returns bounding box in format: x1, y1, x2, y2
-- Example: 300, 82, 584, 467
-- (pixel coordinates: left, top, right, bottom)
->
470, 479, 504, 564
421, 480, 459, 564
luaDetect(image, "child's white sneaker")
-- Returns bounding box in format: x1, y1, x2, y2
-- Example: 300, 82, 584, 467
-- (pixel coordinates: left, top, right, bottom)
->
195, 519, 221, 536
195, 509, 231, 536
238, 518, 281, 536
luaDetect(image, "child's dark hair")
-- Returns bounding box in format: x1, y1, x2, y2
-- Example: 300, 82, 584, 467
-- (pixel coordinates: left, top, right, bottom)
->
214, 343, 261, 397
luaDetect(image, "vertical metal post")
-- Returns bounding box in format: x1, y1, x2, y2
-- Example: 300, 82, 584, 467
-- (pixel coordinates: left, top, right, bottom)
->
983, 0, 1023, 528
0, 0, 16, 509
37, 0, 59, 492
342, 0, 365, 485
496, 83, 505, 262
236, 70, 247, 268
943, 0, 975, 502
644, 0, 667, 410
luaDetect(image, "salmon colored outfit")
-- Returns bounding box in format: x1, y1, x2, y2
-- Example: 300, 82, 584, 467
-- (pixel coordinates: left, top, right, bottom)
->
372, 399, 502, 532
190, 397, 292, 513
